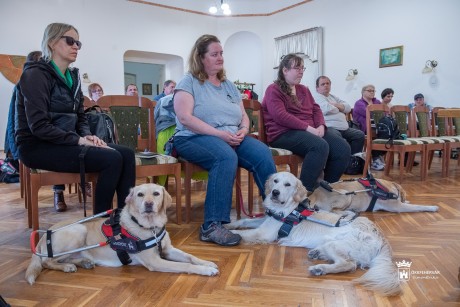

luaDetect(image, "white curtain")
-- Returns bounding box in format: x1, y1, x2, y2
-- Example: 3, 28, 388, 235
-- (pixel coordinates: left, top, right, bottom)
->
273, 27, 323, 77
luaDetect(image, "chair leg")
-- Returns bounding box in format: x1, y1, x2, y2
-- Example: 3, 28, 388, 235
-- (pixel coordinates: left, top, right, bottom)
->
235, 168, 242, 220
173, 165, 182, 224
184, 165, 193, 223
30, 175, 40, 231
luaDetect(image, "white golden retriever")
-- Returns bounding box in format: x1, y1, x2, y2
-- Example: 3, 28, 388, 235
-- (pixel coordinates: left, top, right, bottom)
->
226, 172, 402, 296
309, 177, 438, 213
25, 183, 218, 285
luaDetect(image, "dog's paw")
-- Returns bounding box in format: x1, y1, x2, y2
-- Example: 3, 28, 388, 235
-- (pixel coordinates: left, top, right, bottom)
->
308, 265, 325, 276
202, 266, 219, 276
202, 261, 218, 269
79, 259, 95, 269
308, 249, 321, 260
63, 264, 77, 273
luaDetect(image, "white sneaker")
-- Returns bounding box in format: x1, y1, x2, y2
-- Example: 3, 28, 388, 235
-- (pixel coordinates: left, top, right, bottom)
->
371, 158, 384, 171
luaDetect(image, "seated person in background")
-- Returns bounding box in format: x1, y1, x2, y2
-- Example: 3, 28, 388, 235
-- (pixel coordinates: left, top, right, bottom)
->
381, 88, 394, 109
16, 22, 136, 214
125, 83, 138, 96
262, 54, 350, 192
353, 84, 385, 171
314, 75, 364, 155
173, 34, 276, 246
409, 93, 432, 110
88, 83, 104, 103
153, 80, 176, 102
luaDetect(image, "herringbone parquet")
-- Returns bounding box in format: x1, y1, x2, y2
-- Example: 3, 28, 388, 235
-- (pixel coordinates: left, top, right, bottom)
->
1, 155, 459, 306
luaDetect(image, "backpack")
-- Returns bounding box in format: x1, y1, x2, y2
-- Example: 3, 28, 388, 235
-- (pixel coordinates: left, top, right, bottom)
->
84, 105, 117, 144
377, 115, 401, 148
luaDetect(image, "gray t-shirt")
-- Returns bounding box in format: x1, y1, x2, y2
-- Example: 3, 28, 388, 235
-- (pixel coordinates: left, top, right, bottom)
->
174, 72, 242, 137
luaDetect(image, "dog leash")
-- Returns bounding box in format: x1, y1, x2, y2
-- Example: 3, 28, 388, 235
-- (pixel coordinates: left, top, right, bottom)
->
236, 179, 265, 218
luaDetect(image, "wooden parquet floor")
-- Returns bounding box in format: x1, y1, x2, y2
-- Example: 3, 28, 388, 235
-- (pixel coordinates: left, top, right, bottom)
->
1, 154, 460, 306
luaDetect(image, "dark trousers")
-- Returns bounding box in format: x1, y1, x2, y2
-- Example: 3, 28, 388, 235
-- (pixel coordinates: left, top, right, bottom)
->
329, 127, 365, 154
18, 140, 136, 213
270, 129, 350, 191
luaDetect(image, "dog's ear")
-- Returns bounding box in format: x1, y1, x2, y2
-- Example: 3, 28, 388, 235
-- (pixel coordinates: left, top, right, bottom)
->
293, 178, 308, 203
162, 187, 172, 210
264, 173, 275, 196
125, 187, 135, 205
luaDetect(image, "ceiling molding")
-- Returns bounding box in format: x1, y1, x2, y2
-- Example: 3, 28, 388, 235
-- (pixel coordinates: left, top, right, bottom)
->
128, 0, 312, 17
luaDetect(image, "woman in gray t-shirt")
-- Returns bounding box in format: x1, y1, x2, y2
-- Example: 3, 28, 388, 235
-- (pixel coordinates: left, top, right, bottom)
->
173, 34, 276, 247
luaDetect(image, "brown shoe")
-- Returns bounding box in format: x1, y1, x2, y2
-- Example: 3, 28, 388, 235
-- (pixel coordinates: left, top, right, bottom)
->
54, 191, 67, 212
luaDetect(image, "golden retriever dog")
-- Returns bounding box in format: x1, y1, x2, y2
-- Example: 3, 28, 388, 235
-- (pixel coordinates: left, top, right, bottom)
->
25, 183, 218, 285
309, 177, 438, 213
226, 172, 402, 296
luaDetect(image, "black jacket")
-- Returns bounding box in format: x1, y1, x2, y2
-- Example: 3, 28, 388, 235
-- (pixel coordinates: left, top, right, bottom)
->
15, 59, 91, 145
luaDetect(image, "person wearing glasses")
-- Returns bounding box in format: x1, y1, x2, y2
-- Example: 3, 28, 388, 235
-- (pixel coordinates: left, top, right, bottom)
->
88, 83, 104, 103
353, 84, 385, 170
262, 54, 350, 193
16, 22, 135, 213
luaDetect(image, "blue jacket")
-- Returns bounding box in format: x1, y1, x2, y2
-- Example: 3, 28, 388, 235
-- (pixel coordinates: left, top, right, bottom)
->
4, 87, 19, 159
153, 94, 176, 138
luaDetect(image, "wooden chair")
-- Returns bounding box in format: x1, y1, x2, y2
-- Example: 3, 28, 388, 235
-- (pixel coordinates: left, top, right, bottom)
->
363, 104, 426, 182
390, 105, 416, 168
23, 164, 98, 230
83, 96, 93, 109
239, 99, 303, 217
412, 106, 448, 177
97, 95, 183, 224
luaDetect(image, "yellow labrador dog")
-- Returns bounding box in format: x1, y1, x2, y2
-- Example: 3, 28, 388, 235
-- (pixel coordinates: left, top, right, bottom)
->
309, 177, 438, 213
25, 183, 218, 285
226, 172, 402, 296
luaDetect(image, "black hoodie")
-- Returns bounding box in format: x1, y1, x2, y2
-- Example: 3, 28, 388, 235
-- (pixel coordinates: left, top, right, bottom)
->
15, 59, 91, 145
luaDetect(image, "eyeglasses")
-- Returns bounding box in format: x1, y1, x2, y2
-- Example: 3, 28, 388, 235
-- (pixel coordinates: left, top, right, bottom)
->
61, 36, 82, 50
91, 89, 103, 94
365, 89, 376, 93
292, 66, 306, 72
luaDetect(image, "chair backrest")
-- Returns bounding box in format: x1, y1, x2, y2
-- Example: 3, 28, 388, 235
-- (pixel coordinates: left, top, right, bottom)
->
83, 96, 93, 109
97, 95, 155, 152
242, 99, 268, 143
431, 107, 448, 136
412, 105, 432, 137
365, 103, 390, 147
390, 105, 412, 136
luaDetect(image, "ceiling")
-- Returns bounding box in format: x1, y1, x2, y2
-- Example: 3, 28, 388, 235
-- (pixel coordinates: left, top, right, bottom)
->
128, 0, 312, 16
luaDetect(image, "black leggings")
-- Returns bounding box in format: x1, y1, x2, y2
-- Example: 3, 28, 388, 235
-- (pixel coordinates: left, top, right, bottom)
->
18, 140, 136, 213
270, 129, 350, 191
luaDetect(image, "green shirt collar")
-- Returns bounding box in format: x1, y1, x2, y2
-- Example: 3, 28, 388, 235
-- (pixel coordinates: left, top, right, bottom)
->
50, 60, 73, 89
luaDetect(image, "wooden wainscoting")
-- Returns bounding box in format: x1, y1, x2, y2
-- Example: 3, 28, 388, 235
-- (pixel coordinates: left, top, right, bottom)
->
0, 153, 459, 306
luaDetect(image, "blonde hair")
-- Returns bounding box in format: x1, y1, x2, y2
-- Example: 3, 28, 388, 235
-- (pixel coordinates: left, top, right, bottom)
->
41, 23, 78, 62
188, 34, 226, 83
88, 83, 103, 100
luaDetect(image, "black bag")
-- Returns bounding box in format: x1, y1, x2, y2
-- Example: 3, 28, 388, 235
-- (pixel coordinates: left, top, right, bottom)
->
84, 105, 117, 144
377, 115, 401, 148
344, 155, 364, 175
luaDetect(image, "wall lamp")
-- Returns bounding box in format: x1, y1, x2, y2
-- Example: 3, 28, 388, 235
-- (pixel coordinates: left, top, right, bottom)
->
345, 69, 358, 81
82, 73, 91, 83
422, 60, 438, 73
209, 0, 231, 15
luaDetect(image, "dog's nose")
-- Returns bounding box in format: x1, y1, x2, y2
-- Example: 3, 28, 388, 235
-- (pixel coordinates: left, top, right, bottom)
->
144, 202, 154, 212
272, 189, 280, 197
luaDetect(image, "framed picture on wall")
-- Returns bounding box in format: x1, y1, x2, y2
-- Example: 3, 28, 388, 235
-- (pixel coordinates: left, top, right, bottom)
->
142, 83, 152, 95
379, 45, 403, 68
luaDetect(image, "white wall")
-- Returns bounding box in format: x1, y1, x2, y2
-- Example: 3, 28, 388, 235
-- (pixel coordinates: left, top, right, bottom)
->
1, 0, 459, 150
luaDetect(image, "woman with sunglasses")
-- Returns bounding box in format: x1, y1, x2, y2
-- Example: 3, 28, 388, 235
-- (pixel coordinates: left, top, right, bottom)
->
16, 23, 135, 213
262, 54, 350, 193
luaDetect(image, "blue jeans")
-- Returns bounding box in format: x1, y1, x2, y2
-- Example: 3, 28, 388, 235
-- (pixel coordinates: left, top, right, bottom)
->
174, 135, 276, 224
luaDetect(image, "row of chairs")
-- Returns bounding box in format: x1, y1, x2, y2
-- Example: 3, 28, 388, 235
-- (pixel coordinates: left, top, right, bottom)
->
363, 104, 460, 182
22, 96, 302, 230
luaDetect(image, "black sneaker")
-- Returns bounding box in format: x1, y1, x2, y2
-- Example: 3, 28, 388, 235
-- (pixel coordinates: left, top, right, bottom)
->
200, 222, 241, 246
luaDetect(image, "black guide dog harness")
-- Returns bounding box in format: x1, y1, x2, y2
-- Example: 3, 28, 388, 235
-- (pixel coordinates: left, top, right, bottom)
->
265, 199, 316, 239
319, 172, 399, 212
101, 209, 166, 265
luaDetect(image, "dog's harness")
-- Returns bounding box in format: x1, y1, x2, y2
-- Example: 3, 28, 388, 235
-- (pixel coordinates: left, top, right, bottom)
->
101, 209, 166, 265
265, 199, 316, 238
318, 172, 399, 212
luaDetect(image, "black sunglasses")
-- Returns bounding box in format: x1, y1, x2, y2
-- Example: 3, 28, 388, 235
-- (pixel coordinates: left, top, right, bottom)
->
61, 36, 82, 49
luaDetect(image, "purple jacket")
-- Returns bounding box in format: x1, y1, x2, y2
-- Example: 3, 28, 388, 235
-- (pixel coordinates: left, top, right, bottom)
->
352, 97, 381, 134
262, 83, 325, 143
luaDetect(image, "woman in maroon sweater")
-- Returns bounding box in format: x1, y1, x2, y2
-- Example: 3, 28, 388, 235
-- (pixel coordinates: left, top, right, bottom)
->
262, 54, 350, 192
